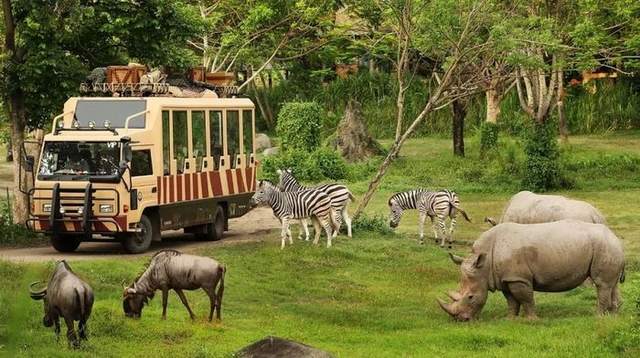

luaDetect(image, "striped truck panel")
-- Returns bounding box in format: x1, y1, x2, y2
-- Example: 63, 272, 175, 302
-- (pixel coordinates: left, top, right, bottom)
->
157, 167, 256, 205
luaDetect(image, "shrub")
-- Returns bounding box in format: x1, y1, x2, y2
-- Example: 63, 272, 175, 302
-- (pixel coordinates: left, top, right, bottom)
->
307, 147, 348, 180
352, 213, 395, 236
479, 122, 499, 157
259, 147, 348, 183
276, 102, 323, 153
521, 121, 573, 191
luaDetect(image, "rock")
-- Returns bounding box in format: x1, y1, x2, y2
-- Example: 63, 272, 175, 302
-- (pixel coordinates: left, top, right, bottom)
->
255, 133, 272, 152
235, 336, 335, 358
263, 147, 279, 157
331, 100, 384, 162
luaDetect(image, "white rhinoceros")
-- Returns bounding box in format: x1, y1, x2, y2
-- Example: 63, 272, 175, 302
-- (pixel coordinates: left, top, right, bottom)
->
438, 220, 625, 321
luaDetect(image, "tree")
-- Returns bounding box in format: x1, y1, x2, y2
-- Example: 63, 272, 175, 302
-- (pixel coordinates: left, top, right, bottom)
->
1, 0, 203, 224
353, 0, 492, 218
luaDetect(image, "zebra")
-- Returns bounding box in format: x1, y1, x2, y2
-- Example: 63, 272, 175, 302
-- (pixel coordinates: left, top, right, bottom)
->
248, 180, 340, 249
277, 169, 355, 240
388, 189, 471, 248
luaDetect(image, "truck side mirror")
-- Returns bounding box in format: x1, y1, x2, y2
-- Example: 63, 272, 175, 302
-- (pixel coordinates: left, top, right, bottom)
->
23, 155, 35, 172
123, 145, 132, 163
118, 161, 128, 176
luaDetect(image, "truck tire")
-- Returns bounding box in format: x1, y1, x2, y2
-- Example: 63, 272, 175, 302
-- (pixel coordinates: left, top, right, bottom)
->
198, 206, 225, 241
50, 235, 82, 253
121, 214, 153, 254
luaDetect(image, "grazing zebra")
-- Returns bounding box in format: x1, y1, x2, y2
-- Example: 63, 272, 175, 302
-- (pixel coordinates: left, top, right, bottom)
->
388, 189, 471, 248
249, 180, 339, 249
277, 169, 355, 239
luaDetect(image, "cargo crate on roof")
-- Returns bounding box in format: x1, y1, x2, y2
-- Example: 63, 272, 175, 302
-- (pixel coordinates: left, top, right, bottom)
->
188, 67, 206, 82
205, 72, 235, 86
107, 65, 147, 84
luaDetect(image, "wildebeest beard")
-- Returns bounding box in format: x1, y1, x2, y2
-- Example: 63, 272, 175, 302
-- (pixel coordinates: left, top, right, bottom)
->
123, 290, 154, 318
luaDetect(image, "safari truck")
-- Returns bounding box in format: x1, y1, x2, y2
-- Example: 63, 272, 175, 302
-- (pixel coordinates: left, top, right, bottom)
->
24, 84, 258, 253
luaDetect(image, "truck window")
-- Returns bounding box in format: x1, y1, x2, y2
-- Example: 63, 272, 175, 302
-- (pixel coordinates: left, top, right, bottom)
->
243, 109, 253, 167
210, 110, 222, 170
227, 110, 240, 169
162, 110, 170, 175
131, 150, 153, 176
192, 110, 205, 172
173, 111, 188, 174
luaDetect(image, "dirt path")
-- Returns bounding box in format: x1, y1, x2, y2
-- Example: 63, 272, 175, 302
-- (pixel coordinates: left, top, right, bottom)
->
0, 206, 281, 263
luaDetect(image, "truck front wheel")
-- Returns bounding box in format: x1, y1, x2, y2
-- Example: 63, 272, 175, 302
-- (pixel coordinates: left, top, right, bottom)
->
120, 215, 153, 254
50, 235, 82, 253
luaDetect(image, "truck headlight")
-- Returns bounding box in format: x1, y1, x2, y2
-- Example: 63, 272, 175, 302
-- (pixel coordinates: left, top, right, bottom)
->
77, 206, 84, 215
99, 204, 114, 213
43, 204, 52, 212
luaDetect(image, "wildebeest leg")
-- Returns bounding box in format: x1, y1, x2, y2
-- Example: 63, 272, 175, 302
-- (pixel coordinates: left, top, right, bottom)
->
63, 316, 78, 347
502, 290, 521, 317
311, 216, 322, 246
418, 212, 426, 245
174, 289, 196, 320
161, 289, 169, 320
54, 318, 61, 341
610, 285, 623, 314
507, 282, 537, 319
78, 317, 88, 340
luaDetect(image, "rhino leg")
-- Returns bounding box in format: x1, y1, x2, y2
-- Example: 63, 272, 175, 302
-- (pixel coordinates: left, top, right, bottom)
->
502, 290, 521, 317
507, 282, 537, 319
595, 284, 614, 315
611, 286, 623, 314
175, 289, 196, 320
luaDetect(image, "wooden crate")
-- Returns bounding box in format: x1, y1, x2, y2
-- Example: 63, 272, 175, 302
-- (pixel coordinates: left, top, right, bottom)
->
205, 72, 236, 86
188, 67, 206, 82
106, 65, 147, 84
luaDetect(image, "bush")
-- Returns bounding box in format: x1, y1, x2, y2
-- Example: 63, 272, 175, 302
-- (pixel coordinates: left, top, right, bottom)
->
521, 121, 573, 191
0, 195, 46, 247
352, 213, 395, 236
259, 147, 349, 183
480, 122, 499, 157
276, 102, 323, 153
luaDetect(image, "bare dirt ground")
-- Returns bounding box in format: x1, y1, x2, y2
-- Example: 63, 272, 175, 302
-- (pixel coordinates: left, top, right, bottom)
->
0, 206, 281, 263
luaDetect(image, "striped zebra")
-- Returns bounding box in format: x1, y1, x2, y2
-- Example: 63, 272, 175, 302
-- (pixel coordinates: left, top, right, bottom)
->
277, 169, 355, 239
249, 180, 339, 249
388, 189, 471, 248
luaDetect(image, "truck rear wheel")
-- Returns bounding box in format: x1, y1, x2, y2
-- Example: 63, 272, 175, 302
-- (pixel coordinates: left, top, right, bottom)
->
121, 214, 153, 254
50, 235, 82, 253
198, 206, 225, 241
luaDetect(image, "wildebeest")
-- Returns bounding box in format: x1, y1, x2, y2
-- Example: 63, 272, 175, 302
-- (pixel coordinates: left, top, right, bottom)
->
438, 220, 625, 321
29, 260, 94, 346
123, 250, 226, 321
485, 190, 606, 226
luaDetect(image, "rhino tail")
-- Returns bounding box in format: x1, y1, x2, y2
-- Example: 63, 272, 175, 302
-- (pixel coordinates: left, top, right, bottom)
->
215, 265, 226, 322
620, 263, 626, 284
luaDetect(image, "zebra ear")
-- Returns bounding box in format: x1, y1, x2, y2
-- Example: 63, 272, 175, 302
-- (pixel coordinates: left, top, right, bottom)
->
276, 169, 282, 175
286, 168, 292, 173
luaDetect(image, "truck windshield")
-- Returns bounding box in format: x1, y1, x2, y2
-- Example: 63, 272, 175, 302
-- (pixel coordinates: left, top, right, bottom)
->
38, 141, 121, 179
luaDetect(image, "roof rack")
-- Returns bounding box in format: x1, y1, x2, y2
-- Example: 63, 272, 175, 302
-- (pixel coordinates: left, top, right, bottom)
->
79, 82, 240, 98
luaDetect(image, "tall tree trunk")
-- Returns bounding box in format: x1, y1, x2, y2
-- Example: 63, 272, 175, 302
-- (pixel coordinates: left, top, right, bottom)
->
451, 99, 466, 157
485, 88, 501, 124
9, 99, 29, 225
557, 68, 568, 142
6, 141, 13, 162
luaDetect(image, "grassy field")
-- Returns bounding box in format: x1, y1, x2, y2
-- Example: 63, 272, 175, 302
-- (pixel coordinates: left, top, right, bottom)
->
1, 133, 640, 357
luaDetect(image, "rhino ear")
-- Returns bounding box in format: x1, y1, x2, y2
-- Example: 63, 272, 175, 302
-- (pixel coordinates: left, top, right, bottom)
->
472, 253, 487, 268
449, 253, 465, 265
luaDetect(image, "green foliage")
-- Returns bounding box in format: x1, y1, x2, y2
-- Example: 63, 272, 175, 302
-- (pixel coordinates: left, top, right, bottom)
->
480, 122, 499, 157
0, 191, 45, 247
521, 121, 573, 192
259, 147, 348, 183
351, 213, 394, 236
276, 102, 323, 153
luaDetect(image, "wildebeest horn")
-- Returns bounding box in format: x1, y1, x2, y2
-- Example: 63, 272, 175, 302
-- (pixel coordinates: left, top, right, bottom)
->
437, 297, 459, 317
29, 281, 47, 300
445, 291, 461, 301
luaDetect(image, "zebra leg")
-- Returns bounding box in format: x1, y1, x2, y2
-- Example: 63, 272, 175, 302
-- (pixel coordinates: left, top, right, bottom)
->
437, 215, 448, 248
322, 216, 333, 248
311, 216, 322, 246
281, 217, 290, 249
449, 215, 458, 249
430, 216, 439, 245
342, 208, 352, 238
332, 209, 342, 238
298, 219, 310, 241
418, 212, 426, 245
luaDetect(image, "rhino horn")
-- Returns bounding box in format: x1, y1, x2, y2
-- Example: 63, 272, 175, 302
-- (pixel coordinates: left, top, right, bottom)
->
29, 281, 47, 300
437, 297, 460, 317
449, 253, 465, 265
446, 291, 461, 301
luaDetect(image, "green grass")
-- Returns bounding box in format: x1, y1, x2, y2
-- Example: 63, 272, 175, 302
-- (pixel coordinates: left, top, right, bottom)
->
1, 133, 640, 357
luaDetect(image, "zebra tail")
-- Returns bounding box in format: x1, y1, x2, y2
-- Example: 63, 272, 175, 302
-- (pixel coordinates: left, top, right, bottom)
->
348, 192, 356, 202
453, 203, 472, 223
